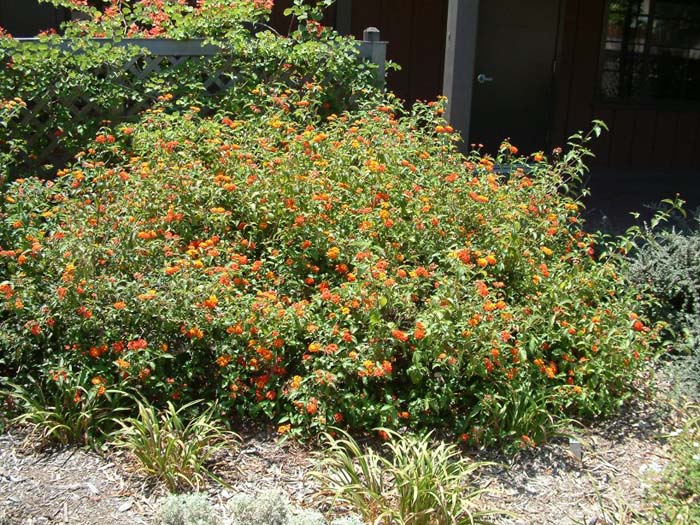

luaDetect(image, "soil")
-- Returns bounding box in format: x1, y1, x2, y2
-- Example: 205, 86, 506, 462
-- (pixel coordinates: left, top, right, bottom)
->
0, 377, 687, 525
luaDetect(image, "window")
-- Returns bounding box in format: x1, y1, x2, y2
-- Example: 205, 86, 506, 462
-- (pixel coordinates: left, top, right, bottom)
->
599, 0, 700, 103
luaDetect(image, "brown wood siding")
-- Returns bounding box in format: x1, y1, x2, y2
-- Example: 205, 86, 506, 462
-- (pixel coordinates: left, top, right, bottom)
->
553, 0, 700, 170
674, 113, 699, 169
0, 0, 69, 37
349, 0, 448, 103
270, 1, 448, 104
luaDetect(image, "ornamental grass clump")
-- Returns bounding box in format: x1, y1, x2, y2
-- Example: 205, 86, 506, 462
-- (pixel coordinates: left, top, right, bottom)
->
0, 83, 663, 447
315, 429, 501, 525
3, 362, 127, 447
113, 398, 236, 492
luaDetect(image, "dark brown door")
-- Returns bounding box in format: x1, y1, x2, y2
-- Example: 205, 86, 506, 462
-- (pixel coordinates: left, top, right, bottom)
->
469, 0, 563, 154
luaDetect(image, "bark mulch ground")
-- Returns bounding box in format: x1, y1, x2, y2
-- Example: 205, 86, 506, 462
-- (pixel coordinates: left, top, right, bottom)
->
0, 378, 684, 525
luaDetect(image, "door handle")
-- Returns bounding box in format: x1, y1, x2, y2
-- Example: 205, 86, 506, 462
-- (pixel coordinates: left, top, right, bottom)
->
477, 73, 494, 84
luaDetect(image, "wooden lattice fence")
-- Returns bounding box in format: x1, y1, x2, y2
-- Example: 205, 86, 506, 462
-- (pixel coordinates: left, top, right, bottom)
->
3, 28, 386, 176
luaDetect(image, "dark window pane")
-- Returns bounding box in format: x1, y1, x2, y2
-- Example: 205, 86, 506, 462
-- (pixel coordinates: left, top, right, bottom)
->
599, 0, 700, 102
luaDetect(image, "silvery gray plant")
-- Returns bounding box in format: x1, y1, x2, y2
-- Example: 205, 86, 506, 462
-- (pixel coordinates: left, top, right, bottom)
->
227, 490, 289, 525
154, 493, 219, 525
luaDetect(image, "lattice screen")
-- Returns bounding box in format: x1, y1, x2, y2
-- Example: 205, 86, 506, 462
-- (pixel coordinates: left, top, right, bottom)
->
4, 35, 386, 176
7, 40, 240, 174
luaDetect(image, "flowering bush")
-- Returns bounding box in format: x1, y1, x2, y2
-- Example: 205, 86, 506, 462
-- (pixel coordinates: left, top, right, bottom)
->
0, 88, 663, 447
0, 0, 380, 178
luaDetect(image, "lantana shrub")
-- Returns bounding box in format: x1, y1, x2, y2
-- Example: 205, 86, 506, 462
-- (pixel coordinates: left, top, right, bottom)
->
0, 88, 662, 447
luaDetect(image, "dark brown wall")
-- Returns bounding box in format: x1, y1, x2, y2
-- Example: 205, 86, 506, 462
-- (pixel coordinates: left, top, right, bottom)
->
349, 0, 448, 103
270, 0, 448, 104
0, 0, 69, 37
269, 0, 338, 36
552, 0, 700, 169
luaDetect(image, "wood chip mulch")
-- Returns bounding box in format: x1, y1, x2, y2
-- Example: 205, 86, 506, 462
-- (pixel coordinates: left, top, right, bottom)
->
0, 380, 685, 525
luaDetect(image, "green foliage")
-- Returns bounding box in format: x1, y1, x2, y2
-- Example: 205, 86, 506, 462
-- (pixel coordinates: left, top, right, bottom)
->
0, 0, 381, 177
0, 0, 666, 451
112, 398, 236, 492
314, 429, 501, 525
0, 97, 27, 189
155, 493, 219, 525
649, 406, 700, 524
627, 213, 700, 400
0, 95, 663, 447
2, 363, 127, 447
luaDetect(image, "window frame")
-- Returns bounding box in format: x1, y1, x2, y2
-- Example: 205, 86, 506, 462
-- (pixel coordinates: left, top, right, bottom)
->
596, 0, 700, 108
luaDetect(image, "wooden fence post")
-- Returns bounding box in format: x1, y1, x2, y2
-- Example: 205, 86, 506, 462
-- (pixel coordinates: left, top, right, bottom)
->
358, 27, 387, 86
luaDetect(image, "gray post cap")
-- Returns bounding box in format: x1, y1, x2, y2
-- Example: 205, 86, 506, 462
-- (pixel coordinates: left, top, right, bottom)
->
363, 27, 381, 42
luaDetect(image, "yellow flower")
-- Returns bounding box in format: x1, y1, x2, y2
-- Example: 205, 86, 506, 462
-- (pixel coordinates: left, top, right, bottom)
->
137, 289, 157, 301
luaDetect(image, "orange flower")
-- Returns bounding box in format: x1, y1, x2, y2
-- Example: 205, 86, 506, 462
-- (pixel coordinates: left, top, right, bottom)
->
137, 289, 157, 301
216, 355, 232, 367
137, 230, 157, 240
391, 329, 409, 343
306, 398, 318, 415
203, 295, 218, 309
28, 322, 42, 336
227, 324, 244, 335
113, 301, 127, 310
165, 265, 180, 275
76, 306, 92, 319
127, 339, 147, 350
382, 360, 393, 374
186, 326, 204, 339
290, 375, 303, 390
413, 322, 426, 340
115, 358, 130, 370
475, 280, 489, 297
414, 266, 430, 278
469, 191, 489, 204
